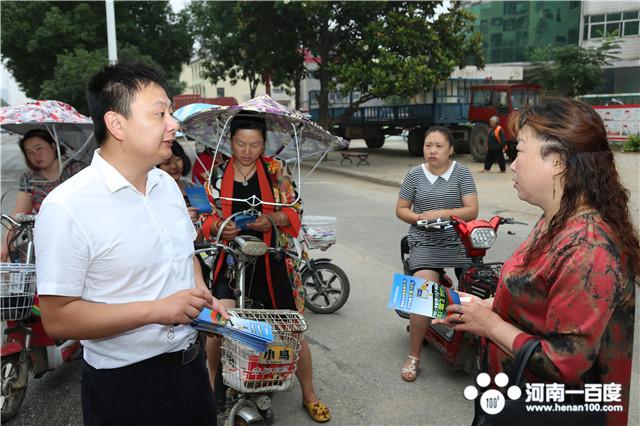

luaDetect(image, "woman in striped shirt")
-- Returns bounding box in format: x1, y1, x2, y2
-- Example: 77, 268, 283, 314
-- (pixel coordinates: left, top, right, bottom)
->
395, 125, 478, 382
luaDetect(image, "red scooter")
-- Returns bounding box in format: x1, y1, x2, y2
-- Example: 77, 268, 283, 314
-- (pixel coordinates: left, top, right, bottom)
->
1, 213, 82, 422
397, 215, 525, 373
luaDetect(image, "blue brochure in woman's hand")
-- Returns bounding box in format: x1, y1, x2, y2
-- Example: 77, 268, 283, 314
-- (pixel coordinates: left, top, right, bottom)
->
184, 186, 212, 213
388, 273, 461, 319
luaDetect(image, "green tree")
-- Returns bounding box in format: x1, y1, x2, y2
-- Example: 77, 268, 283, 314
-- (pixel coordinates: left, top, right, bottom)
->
189, 1, 308, 105
529, 38, 620, 97
189, 1, 483, 128
1, 1, 192, 113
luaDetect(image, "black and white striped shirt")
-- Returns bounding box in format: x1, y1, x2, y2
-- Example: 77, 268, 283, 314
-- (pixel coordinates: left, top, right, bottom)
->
399, 161, 477, 269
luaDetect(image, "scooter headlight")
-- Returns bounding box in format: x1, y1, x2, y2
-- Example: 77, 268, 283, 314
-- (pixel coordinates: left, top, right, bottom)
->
470, 228, 497, 249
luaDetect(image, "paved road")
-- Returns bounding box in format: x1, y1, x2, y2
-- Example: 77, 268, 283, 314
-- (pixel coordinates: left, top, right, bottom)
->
1, 135, 638, 425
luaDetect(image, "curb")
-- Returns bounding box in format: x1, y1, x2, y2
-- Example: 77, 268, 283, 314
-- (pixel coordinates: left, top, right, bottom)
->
301, 162, 402, 188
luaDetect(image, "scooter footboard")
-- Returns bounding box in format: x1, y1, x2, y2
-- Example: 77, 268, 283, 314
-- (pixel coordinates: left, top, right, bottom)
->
221, 309, 307, 393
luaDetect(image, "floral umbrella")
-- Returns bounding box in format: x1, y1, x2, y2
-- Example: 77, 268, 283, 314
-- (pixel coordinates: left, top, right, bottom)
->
180, 95, 348, 208
180, 95, 348, 163
0, 100, 95, 165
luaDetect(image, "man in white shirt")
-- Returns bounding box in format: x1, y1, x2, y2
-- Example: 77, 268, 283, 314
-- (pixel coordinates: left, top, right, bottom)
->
35, 62, 225, 425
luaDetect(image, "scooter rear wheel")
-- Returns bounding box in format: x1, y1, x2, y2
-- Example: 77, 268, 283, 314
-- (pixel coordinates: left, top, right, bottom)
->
1, 354, 29, 422
302, 262, 350, 314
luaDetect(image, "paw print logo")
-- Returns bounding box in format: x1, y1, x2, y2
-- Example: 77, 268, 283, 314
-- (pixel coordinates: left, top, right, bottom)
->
463, 372, 522, 414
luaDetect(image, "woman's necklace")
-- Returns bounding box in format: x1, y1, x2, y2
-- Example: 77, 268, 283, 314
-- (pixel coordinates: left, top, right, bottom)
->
235, 163, 256, 186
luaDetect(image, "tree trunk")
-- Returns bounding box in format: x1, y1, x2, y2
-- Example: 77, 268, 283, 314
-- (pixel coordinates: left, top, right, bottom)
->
249, 77, 258, 98
293, 76, 302, 111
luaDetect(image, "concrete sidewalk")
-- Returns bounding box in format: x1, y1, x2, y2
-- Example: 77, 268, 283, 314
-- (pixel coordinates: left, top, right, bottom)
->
303, 137, 640, 225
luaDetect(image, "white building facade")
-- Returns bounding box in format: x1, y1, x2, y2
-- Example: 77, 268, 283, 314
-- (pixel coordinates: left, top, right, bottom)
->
580, 1, 640, 93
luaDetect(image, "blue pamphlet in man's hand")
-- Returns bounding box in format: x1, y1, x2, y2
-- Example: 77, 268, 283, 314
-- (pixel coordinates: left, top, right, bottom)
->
184, 186, 212, 213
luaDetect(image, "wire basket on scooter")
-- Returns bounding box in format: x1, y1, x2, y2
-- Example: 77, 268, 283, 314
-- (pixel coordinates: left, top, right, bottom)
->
301, 216, 336, 250
221, 309, 308, 393
0, 263, 36, 321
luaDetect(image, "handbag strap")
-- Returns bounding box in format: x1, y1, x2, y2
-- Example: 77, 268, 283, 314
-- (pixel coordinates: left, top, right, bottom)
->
509, 338, 541, 385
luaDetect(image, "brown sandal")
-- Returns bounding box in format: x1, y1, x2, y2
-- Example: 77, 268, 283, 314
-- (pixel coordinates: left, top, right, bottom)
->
401, 355, 420, 382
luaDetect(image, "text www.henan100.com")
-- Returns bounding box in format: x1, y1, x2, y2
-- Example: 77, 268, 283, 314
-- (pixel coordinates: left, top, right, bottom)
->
526, 403, 624, 413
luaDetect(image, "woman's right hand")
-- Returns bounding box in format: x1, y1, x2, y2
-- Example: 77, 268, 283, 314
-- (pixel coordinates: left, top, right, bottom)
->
218, 220, 241, 241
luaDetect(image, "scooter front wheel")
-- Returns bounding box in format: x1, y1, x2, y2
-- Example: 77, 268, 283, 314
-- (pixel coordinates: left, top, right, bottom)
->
302, 261, 350, 314
1, 354, 29, 422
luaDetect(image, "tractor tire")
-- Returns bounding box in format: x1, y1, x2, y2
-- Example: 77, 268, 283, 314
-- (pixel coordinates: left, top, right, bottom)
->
470, 123, 489, 162
453, 137, 470, 155
407, 128, 424, 157
365, 136, 385, 149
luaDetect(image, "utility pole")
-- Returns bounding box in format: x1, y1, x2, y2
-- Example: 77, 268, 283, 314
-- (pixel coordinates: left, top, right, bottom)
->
106, 0, 118, 64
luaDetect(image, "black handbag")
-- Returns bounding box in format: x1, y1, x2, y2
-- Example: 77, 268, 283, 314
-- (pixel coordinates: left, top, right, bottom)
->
472, 339, 606, 426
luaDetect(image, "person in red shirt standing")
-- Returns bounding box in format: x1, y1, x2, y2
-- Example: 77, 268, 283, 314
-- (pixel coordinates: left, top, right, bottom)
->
437, 98, 638, 426
191, 146, 227, 186
479, 116, 506, 173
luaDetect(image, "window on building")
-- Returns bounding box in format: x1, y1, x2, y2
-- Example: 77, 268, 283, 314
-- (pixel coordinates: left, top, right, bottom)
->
504, 2, 516, 15
491, 33, 503, 47
216, 87, 225, 97
491, 17, 503, 27
516, 2, 529, 14
481, 19, 489, 31
585, 10, 639, 39
624, 20, 639, 36
502, 48, 514, 62
504, 18, 515, 31
591, 24, 605, 38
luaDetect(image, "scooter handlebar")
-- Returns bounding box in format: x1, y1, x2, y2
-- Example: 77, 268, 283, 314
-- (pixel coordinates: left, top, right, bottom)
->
499, 217, 528, 226
416, 218, 452, 229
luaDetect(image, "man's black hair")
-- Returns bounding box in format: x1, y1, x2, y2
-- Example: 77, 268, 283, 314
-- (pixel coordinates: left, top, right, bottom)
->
229, 111, 267, 142
86, 62, 169, 146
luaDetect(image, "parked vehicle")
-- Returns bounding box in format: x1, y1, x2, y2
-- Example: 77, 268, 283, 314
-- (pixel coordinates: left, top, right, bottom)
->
196, 212, 308, 426
397, 215, 526, 373
298, 216, 349, 314
0, 213, 82, 422
310, 83, 541, 161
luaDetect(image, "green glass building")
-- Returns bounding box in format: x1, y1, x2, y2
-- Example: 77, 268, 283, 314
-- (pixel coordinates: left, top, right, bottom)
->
468, 1, 582, 63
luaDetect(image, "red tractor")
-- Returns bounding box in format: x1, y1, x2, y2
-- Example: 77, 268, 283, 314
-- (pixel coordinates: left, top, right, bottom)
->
467, 83, 541, 162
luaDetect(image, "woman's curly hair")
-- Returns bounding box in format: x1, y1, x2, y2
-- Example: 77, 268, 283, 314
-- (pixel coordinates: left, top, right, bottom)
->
509, 97, 640, 277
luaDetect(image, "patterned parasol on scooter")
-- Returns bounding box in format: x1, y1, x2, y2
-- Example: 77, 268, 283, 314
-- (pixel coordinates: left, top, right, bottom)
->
180, 95, 348, 208
0, 100, 95, 165
180, 95, 348, 163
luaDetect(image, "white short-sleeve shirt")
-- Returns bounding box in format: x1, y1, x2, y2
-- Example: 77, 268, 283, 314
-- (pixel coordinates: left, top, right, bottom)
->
35, 150, 198, 369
